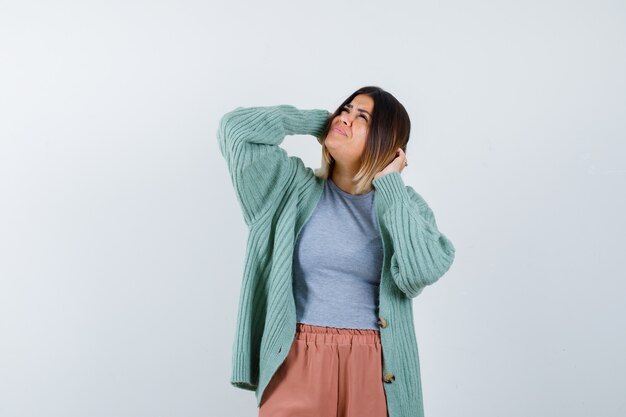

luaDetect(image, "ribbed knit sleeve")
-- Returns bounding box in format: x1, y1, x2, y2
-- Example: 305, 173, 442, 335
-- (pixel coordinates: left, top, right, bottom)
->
372, 171, 456, 298
217, 105, 329, 226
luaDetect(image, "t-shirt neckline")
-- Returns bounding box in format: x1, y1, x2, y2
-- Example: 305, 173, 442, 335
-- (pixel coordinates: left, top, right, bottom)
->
327, 178, 373, 198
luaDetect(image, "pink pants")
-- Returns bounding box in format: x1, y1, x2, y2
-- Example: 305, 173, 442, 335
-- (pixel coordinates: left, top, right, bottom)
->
258, 322, 389, 417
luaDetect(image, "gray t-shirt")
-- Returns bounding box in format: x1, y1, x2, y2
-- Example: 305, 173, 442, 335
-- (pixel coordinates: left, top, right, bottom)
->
292, 177, 384, 330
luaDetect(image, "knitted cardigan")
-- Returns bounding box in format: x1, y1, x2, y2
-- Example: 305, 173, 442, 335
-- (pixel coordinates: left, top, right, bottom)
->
217, 105, 456, 417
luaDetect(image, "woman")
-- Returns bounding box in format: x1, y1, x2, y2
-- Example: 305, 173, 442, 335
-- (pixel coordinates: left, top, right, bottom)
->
217, 86, 456, 417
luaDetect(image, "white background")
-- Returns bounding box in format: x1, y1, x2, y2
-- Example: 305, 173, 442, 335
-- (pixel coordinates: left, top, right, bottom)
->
1, 1, 625, 416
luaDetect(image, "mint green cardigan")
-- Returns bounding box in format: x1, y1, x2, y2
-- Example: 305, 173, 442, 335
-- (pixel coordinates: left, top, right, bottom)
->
217, 105, 456, 417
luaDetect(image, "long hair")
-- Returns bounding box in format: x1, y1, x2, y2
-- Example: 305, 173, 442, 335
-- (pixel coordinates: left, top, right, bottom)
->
314, 86, 411, 195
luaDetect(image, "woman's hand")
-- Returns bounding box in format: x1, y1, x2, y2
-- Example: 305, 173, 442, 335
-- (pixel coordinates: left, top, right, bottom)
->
374, 148, 408, 180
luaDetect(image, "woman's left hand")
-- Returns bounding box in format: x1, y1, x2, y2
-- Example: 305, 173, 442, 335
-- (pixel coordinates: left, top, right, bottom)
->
374, 148, 408, 180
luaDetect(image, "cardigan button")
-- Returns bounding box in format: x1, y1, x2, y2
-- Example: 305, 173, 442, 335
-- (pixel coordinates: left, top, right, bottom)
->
383, 371, 395, 383
377, 316, 388, 328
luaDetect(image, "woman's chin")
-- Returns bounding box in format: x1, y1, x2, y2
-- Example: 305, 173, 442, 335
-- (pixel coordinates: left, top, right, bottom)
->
324, 135, 343, 148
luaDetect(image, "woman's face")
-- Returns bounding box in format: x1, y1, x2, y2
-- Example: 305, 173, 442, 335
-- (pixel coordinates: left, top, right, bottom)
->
325, 94, 374, 166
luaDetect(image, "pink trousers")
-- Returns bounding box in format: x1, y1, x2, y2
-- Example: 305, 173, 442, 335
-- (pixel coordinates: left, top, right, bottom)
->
258, 322, 389, 417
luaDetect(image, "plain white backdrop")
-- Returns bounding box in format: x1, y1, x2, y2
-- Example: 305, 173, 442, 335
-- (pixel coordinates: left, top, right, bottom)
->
1, 1, 624, 416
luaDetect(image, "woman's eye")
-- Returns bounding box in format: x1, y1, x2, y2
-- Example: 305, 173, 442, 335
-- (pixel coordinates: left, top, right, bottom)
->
343, 107, 368, 121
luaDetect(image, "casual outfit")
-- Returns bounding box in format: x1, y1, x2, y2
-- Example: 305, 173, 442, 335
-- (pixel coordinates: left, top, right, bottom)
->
217, 105, 456, 417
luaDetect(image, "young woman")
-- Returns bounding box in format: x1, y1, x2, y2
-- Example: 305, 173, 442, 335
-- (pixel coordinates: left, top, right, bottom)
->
217, 86, 456, 417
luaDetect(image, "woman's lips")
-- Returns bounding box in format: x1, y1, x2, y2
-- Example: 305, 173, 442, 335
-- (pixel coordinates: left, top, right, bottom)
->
333, 127, 347, 136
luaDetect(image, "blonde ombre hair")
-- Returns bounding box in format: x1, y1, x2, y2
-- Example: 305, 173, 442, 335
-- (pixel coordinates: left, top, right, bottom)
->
314, 86, 411, 195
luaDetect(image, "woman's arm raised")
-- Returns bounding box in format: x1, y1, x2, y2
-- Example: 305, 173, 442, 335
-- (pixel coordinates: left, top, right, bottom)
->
372, 172, 456, 298
217, 105, 329, 226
